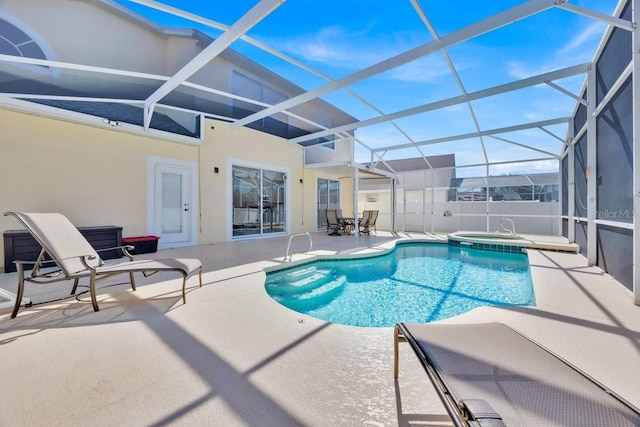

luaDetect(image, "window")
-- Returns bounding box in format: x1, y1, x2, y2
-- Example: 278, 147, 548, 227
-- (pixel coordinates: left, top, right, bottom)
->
232, 165, 287, 237
0, 17, 47, 64
317, 178, 340, 229
231, 70, 288, 136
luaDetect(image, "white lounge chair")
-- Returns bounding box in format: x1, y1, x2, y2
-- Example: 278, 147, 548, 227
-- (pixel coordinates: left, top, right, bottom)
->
4, 212, 202, 318
394, 322, 640, 426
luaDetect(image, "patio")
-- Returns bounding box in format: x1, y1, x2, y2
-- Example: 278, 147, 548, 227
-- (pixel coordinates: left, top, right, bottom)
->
0, 232, 638, 426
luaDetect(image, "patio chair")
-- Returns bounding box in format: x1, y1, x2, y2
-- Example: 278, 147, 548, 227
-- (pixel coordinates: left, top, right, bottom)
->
365, 210, 378, 234
358, 210, 372, 234
326, 209, 345, 235
394, 322, 640, 427
336, 209, 354, 234
3, 212, 203, 318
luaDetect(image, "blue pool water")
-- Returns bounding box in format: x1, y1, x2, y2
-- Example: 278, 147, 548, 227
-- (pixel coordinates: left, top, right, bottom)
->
264, 243, 535, 327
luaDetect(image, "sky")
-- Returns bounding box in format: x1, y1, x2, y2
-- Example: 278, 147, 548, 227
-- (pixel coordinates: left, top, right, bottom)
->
116, 0, 618, 177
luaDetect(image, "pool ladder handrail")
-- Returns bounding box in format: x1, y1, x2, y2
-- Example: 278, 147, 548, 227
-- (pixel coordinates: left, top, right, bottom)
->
499, 217, 516, 235
284, 232, 313, 262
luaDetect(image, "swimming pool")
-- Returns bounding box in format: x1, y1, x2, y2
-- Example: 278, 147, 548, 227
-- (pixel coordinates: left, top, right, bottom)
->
264, 242, 535, 327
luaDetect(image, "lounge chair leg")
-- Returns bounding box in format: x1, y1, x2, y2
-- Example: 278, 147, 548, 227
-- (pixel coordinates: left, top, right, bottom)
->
129, 272, 136, 292
198, 268, 203, 288
11, 265, 25, 319
181, 276, 187, 304
70, 278, 80, 295
393, 325, 407, 380
89, 271, 100, 312
394, 325, 400, 379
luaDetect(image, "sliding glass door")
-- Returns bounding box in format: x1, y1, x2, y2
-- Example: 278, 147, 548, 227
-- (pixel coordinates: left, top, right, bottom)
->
317, 178, 340, 230
232, 165, 287, 237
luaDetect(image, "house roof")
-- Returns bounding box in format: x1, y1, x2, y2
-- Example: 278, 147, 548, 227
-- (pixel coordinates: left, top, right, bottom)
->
369, 154, 455, 173
30, 99, 198, 137
0, 0, 628, 173
452, 172, 559, 189
358, 155, 457, 190
0, 0, 357, 142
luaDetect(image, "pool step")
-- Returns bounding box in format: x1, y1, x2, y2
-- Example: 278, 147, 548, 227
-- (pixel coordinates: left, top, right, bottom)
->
274, 276, 347, 311
283, 266, 318, 280
266, 268, 337, 296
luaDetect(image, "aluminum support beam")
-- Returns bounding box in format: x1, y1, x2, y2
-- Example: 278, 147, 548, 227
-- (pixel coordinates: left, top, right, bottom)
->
430, 169, 435, 234
0, 53, 345, 137
410, 0, 489, 166
0, 53, 167, 78
545, 81, 588, 105
353, 166, 359, 238
391, 179, 397, 233
453, 157, 558, 170
564, 120, 574, 242
556, 3, 635, 31
593, 61, 633, 117
232, 0, 564, 129
485, 165, 490, 231
568, 137, 576, 244
130, 0, 414, 147
289, 63, 589, 145
372, 117, 570, 154
632, 0, 640, 305
488, 135, 558, 157
142, 0, 285, 129
586, 65, 597, 266
537, 125, 567, 144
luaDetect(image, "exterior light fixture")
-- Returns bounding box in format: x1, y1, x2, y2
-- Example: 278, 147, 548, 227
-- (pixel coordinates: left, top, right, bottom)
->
103, 119, 121, 127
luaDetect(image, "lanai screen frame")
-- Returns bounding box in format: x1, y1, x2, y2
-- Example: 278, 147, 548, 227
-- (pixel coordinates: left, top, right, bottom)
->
1, 0, 639, 302
560, 0, 639, 303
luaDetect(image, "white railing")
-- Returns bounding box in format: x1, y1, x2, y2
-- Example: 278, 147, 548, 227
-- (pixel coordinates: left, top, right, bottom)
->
284, 232, 313, 262
499, 217, 516, 235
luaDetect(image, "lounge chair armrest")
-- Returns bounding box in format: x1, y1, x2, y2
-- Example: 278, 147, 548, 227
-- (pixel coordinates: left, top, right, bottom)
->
13, 254, 95, 280
10, 259, 64, 279
460, 400, 506, 427
79, 254, 101, 272
12, 258, 57, 267
95, 245, 135, 260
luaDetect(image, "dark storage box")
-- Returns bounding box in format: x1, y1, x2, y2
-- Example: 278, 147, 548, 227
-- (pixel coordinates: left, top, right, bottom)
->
122, 236, 159, 254
4, 226, 123, 273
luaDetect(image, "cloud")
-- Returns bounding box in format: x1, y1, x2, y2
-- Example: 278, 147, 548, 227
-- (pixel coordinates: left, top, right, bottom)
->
273, 25, 452, 83
277, 25, 384, 68
387, 55, 453, 83
556, 21, 606, 57
507, 21, 606, 80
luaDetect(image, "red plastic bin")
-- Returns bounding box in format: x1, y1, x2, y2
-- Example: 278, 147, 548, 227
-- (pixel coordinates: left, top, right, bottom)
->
122, 236, 159, 254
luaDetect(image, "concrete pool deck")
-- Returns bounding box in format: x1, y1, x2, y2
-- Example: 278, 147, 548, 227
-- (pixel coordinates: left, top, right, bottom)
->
0, 231, 638, 426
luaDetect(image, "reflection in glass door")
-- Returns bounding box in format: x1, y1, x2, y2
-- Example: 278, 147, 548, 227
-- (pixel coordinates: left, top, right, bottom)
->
262, 169, 286, 234
232, 165, 286, 237
317, 178, 340, 230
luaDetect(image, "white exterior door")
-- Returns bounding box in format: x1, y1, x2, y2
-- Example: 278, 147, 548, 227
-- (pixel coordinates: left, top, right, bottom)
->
148, 158, 198, 248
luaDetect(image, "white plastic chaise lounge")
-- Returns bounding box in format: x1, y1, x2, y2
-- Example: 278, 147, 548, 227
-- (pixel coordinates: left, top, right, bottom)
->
4, 212, 202, 318
394, 322, 640, 427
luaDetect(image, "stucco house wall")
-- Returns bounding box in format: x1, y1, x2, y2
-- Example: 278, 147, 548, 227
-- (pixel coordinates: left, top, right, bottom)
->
0, 0, 359, 269
0, 107, 198, 249
0, 107, 352, 270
